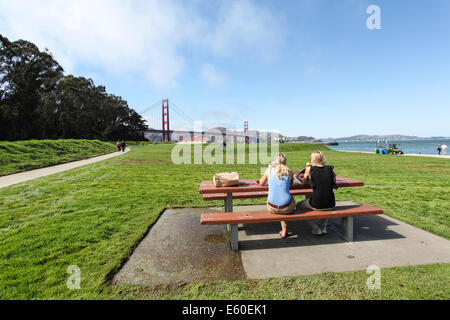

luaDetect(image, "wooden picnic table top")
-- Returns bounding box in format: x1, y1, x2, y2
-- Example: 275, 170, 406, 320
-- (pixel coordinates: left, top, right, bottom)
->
199, 176, 364, 194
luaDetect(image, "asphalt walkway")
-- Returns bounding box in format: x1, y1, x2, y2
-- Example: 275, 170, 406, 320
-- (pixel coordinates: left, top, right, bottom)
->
0, 148, 130, 189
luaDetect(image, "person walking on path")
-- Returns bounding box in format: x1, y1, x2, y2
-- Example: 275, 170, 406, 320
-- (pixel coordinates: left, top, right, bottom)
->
116, 141, 122, 152
437, 144, 442, 155
121, 141, 126, 152
442, 144, 448, 155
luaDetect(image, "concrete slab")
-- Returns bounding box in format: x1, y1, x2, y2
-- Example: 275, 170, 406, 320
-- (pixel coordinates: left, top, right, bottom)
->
112, 207, 245, 287
112, 203, 450, 286
238, 203, 450, 279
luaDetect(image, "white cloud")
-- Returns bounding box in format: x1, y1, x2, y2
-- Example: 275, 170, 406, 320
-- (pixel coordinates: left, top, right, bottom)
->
0, 0, 193, 89
200, 63, 226, 87
0, 0, 284, 89
203, 0, 284, 61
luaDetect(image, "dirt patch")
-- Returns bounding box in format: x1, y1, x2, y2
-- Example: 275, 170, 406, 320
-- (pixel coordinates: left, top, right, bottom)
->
112, 208, 245, 287
203, 252, 244, 282
204, 233, 228, 244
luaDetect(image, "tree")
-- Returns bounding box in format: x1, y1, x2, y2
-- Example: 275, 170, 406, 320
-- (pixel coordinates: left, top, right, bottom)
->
0, 34, 63, 140
0, 34, 148, 141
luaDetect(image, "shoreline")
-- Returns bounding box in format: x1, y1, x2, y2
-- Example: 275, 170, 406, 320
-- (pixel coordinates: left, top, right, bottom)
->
336, 150, 450, 158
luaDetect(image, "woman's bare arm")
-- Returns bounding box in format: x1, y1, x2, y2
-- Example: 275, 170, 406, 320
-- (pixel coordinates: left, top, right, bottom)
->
303, 166, 311, 185
259, 175, 268, 186
259, 167, 270, 186
289, 169, 294, 187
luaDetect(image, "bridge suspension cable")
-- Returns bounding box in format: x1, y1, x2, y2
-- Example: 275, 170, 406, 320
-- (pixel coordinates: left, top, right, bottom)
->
170, 100, 195, 124
137, 100, 161, 115
139, 99, 199, 137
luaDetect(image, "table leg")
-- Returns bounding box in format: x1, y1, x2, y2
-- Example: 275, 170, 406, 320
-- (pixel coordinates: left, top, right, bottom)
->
231, 224, 239, 251
225, 193, 233, 232
342, 217, 354, 242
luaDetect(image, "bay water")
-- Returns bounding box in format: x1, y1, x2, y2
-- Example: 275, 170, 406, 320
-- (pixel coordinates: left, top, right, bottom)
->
327, 139, 450, 155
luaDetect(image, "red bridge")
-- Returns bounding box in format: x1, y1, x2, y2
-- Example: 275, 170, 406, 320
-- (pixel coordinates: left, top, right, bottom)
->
139, 99, 257, 143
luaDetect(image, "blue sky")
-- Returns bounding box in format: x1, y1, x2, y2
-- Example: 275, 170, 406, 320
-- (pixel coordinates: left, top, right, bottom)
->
1, 0, 449, 138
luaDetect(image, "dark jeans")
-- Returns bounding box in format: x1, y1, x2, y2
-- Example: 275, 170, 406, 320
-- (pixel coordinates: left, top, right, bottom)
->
297, 199, 333, 230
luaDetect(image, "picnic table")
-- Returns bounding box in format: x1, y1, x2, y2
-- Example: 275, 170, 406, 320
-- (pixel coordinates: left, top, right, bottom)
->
199, 177, 364, 213
198, 176, 384, 251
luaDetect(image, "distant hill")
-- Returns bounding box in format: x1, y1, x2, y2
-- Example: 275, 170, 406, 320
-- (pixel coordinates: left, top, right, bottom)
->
284, 136, 318, 143
336, 135, 418, 142
322, 135, 450, 142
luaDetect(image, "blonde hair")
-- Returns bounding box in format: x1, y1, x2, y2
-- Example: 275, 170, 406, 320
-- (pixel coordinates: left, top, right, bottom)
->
310, 151, 326, 166
272, 153, 290, 179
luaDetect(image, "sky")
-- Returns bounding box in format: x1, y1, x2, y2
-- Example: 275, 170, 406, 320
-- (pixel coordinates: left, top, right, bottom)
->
0, 0, 449, 138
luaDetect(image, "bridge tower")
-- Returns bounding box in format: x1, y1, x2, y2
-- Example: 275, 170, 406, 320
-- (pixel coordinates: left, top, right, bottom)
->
162, 99, 170, 142
244, 121, 249, 144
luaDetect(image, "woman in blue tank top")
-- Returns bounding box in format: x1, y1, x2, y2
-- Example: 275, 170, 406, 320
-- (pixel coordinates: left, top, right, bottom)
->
259, 154, 295, 238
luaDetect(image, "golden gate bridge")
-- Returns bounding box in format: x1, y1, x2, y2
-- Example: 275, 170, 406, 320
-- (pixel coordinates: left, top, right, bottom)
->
138, 99, 254, 143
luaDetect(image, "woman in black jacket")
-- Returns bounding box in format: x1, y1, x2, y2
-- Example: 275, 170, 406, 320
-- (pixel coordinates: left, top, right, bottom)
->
297, 151, 336, 236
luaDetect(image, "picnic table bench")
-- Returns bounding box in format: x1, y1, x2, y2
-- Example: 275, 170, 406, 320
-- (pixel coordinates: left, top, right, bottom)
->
201, 203, 384, 250
199, 176, 384, 251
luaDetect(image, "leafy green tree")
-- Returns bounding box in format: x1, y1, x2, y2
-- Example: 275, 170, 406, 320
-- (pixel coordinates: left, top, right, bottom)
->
0, 34, 148, 141
0, 34, 63, 140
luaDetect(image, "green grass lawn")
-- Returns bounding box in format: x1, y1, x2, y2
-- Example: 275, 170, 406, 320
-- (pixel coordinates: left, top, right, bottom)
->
0, 143, 448, 299
0, 139, 117, 176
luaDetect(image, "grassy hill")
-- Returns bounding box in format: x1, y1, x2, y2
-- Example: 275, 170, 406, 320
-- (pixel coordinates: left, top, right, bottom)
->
0, 140, 117, 176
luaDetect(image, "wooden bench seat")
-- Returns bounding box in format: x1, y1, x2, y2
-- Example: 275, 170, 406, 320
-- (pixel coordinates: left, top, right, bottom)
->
201, 203, 384, 251
202, 189, 313, 201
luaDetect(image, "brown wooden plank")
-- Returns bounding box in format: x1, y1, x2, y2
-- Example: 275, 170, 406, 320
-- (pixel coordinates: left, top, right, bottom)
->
199, 177, 364, 194
200, 204, 383, 225
203, 189, 313, 201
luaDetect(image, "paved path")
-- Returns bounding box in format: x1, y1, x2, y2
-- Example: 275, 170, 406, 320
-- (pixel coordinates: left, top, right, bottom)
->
0, 148, 130, 189
405, 153, 450, 158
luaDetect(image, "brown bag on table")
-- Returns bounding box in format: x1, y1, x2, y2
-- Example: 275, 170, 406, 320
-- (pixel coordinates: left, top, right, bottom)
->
213, 172, 239, 187
292, 169, 306, 186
